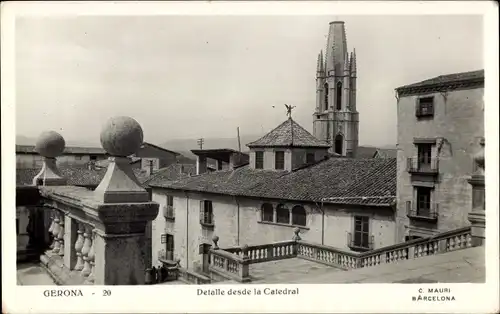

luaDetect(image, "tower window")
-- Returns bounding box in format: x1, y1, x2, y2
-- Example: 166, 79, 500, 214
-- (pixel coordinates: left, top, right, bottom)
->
336, 81, 342, 110
324, 83, 329, 111
334, 134, 343, 155
275, 151, 285, 170
255, 151, 264, 169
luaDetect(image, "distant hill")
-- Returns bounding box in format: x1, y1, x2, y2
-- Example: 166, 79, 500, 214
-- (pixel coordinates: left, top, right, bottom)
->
160, 135, 262, 160
16, 135, 100, 148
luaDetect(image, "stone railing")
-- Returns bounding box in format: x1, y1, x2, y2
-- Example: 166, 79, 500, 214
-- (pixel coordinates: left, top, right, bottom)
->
358, 226, 472, 268
210, 225, 475, 281
225, 240, 297, 264
297, 241, 360, 270
19, 117, 159, 286
209, 238, 250, 283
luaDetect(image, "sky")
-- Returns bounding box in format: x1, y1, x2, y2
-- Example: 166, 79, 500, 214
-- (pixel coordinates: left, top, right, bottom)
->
15, 15, 483, 147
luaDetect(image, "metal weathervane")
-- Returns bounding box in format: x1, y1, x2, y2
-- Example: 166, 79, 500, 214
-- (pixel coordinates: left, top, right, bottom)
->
284, 104, 296, 119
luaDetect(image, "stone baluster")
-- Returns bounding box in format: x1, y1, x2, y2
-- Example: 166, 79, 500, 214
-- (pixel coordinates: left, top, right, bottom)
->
468, 138, 485, 246
74, 223, 85, 270
87, 230, 95, 283
51, 213, 61, 253
239, 244, 250, 282
81, 224, 92, 277
57, 216, 65, 256
48, 211, 55, 249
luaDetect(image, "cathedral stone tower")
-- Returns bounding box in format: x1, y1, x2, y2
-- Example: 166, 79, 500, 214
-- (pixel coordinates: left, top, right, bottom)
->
313, 21, 359, 157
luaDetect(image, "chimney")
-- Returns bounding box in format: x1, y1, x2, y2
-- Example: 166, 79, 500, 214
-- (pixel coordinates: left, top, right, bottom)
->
88, 160, 96, 170
196, 155, 207, 175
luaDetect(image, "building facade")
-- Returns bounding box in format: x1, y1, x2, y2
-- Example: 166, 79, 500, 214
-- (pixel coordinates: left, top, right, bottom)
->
313, 21, 359, 157
147, 118, 396, 274
394, 70, 484, 242
16, 145, 108, 169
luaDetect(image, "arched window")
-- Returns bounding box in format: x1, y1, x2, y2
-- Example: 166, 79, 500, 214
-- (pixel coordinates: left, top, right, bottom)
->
324, 83, 329, 111
336, 81, 342, 110
335, 134, 343, 155
276, 204, 290, 224
261, 203, 274, 222
292, 205, 307, 226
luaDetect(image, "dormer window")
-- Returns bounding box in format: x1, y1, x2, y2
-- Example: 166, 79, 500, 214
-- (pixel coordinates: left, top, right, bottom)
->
255, 151, 264, 169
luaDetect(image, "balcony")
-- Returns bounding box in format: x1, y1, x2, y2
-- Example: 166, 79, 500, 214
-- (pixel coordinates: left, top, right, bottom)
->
406, 201, 438, 223
163, 205, 175, 221
200, 212, 214, 228
407, 157, 439, 176
347, 232, 374, 252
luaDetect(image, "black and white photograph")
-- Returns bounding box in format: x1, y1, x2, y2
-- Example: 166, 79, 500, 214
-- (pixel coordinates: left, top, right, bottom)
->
2, 1, 498, 313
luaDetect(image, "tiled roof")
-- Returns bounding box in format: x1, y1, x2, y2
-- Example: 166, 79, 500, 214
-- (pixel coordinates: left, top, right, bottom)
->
247, 118, 330, 148
396, 70, 484, 96
16, 145, 107, 155
374, 148, 397, 159
143, 164, 196, 186
356, 146, 378, 159
17, 166, 149, 187
148, 157, 396, 206
141, 142, 180, 156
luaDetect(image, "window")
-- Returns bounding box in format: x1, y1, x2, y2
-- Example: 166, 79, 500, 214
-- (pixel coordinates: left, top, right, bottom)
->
416, 97, 434, 117
16, 219, 19, 235
162, 234, 174, 260
417, 143, 432, 167
324, 83, 329, 111
276, 204, 290, 224
75, 156, 82, 160
255, 151, 264, 169
90, 155, 97, 161
334, 134, 343, 155
306, 153, 315, 164
275, 151, 285, 170
336, 81, 342, 110
200, 200, 214, 226
291, 205, 307, 226
353, 216, 370, 248
416, 187, 432, 216
261, 203, 274, 222
164, 195, 175, 219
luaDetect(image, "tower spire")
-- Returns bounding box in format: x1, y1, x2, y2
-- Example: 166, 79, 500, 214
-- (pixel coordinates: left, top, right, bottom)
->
351, 48, 357, 75
316, 50, 324, 74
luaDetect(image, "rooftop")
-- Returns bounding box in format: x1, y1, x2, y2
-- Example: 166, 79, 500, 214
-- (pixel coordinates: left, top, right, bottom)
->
16, 144, 107, 155
248, 246, 484, 284
247, 118, 330, 148
16, 165, 151, 187
148, 157, 396, 206
396, 69, 484, 96
374, 148, 397, 158
142, 163, 196, 186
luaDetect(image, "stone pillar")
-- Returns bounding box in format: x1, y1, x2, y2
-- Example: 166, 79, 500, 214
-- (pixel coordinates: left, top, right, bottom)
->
468, 139, 485, 246
91, 116, 159, 285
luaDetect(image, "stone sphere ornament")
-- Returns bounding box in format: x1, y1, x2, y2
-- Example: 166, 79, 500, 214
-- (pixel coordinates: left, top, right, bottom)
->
474, 145, 485, 170
100, 116, 144, 157
34, 131, 66, 158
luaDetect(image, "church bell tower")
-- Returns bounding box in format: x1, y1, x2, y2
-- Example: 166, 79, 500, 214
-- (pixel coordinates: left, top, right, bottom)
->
313, 21, 359, 157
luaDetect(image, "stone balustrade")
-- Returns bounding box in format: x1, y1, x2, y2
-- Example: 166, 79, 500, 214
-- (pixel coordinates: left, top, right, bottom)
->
210, 225, 475, 282
21, 116, 159, 286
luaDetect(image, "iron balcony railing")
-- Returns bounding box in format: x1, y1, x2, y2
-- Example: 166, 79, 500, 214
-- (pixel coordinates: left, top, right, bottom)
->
406, 201, 439, 221
347, 232, 374, 252
407, 157, 439, 174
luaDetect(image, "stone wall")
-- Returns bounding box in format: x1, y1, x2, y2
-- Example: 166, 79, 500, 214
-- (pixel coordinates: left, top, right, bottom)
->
396, 87, 484, 241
